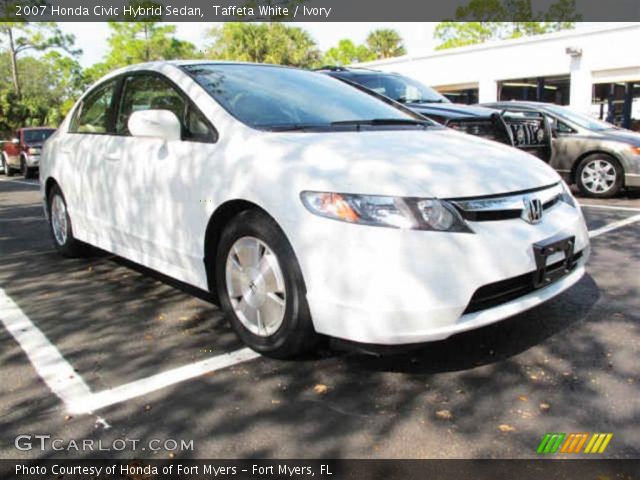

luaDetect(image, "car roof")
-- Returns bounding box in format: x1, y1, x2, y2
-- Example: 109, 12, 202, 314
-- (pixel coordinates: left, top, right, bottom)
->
483, 101, 557, 110
316, 66, 401, 77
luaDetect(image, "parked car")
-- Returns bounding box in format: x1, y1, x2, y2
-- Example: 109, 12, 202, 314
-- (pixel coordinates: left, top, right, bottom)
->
2, 127, 56, 178
317, 67, 551, 159
41, 62, 589, 357
0, 141, 5, 174
482, 101, 640, 197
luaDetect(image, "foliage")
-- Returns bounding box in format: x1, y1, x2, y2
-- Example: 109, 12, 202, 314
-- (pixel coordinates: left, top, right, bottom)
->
365, 28, 406, 59
322, 39, 374, 66
0, 21, 80, 97
434, 0, 580, 49
0, 51, 86, 133
205, 22, 321, 68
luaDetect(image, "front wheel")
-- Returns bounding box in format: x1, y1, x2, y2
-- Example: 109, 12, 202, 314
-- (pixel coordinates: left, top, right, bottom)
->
47, 185, 88, 257
21, 158, 36, 179
576, 154, 623, 198
215, 209, 317, 358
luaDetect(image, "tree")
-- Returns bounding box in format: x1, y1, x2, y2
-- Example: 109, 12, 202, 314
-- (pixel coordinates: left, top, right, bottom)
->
205, 22, 321, 68
365, 29, 406, 59
434, 0, 580, 49
0, 51, 85, 132
102, 22, 197, 68
322, 39, 374, 66
0, 22, 80, 99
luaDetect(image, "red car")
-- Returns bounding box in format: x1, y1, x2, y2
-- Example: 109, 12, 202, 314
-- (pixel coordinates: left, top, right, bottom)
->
2, 127, 56, 179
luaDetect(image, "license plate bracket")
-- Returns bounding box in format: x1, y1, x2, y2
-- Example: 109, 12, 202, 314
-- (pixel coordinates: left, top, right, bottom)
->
533, 234, 576, 288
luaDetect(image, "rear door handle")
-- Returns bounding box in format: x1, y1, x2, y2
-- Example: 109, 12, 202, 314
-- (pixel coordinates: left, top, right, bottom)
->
104, 153, 120, 161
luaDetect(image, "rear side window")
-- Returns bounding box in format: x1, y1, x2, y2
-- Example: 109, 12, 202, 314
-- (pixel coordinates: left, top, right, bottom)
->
116, 74, 216, 142
69, 80, 117, 134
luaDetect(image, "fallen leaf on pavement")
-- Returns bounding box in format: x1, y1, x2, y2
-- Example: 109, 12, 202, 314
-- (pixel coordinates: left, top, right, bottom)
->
498, 424, 516, 432
313, 384, 328, 394
436, 409, 453, 420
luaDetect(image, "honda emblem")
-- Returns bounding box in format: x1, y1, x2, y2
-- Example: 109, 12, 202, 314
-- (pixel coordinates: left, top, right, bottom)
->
522, 196, 543, 224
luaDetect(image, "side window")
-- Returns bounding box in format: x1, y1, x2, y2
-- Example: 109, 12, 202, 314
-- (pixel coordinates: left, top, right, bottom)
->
70, 80, 116, 134
116, 74, 216, 142
547, 116, 574, 134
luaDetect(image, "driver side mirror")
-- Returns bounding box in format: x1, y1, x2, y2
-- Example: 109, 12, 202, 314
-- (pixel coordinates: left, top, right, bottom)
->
128, 110, 181, 141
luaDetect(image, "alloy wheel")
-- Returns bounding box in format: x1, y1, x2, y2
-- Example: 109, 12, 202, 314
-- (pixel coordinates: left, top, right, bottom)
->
50, 194, 69, 246
581, 159, 617, 194
225, 236, 286, 337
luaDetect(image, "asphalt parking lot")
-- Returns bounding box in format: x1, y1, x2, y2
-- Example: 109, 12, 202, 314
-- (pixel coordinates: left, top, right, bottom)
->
0, 177, 638, 460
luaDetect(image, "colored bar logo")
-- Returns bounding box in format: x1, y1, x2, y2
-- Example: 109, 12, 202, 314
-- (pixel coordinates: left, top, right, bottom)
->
537, 433, 613, 454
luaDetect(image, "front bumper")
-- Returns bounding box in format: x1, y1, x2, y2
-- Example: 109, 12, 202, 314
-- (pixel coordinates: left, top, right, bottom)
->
289, 201, 589, 345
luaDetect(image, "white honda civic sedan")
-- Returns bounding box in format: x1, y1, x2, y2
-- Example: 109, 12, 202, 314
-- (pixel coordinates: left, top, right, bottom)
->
40, 61, 590, 357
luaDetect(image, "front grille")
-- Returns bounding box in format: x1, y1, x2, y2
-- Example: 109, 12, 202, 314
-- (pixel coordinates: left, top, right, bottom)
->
463, 250, 583, 314
450, 183, 563, 222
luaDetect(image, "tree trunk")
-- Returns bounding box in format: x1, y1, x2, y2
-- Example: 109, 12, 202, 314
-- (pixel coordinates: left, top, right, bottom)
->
7, 27, 22, 99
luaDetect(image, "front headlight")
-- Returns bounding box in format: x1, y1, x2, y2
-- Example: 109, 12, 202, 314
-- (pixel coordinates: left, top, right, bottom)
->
27, 147, 40, 155
300, 191, 472, 233
560, 181, 577, 208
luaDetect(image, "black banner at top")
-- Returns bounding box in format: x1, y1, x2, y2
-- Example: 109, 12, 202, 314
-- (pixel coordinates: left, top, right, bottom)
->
0, 0, 639, 22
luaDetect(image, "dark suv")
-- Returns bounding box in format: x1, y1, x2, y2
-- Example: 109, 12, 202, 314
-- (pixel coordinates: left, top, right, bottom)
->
2, 127, 56, 178
318, 67, 551, 159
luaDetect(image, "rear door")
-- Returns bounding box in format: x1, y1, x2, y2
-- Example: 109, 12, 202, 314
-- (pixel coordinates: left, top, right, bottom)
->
63, 78, 120, 242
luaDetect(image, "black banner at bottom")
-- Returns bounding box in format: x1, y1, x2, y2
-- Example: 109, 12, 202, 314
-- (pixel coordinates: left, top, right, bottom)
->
1, 459, 639, 480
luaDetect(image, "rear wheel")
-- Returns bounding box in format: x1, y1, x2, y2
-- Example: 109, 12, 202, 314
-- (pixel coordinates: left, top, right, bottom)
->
215, 209, 317, 358
47, 185, 88, 257
4, 155, 14, 177
576, 154, 623, 198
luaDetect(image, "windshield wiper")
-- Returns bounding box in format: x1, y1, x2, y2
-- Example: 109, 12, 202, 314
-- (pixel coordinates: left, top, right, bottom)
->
259, 123, 328, 132
331, 118, 430, 127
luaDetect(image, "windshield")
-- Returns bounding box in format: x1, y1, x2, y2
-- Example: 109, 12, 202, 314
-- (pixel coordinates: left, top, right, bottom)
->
23, 129, 55, 144
544, 105, 615, 131
350, 73, 449, 104
182, 64, 429, 130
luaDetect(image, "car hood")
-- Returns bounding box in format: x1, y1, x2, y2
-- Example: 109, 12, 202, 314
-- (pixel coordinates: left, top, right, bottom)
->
260, 127, 559, 199
597, 128, 640, 146
407, 103, 499, 119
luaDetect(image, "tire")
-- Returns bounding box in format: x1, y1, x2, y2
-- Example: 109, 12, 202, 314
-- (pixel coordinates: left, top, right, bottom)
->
576, 153, 623, 198
215, 209, 317, 358
21, 157, 36, 179
47, 185, 88, 257
4, 155, 14, 177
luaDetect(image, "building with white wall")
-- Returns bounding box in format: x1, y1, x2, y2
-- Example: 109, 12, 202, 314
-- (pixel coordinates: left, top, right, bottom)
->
356, 23, 640, 130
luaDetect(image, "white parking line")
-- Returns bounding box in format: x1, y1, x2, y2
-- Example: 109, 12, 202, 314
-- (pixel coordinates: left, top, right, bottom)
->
0, 287, 92, 406
588, 213, 640, 239
0, 178, 40, 187
68, 348, 261, 414
580, 203, 640, 212
0, 285, 260, 415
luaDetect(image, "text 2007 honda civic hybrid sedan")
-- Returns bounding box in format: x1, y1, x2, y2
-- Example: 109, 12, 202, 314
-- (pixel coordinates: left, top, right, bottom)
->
41, 62, 590, 358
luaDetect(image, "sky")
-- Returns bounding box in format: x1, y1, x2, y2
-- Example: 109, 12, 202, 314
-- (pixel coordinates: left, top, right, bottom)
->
60, 22, 440, 67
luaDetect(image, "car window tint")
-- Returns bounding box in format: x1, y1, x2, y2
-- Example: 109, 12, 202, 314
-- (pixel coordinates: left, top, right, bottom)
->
116, 74, 216, 142
70, 80, 117, 134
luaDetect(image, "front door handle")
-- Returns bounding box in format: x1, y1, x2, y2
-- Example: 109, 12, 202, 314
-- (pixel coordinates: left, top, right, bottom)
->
104, 153, 120, 161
